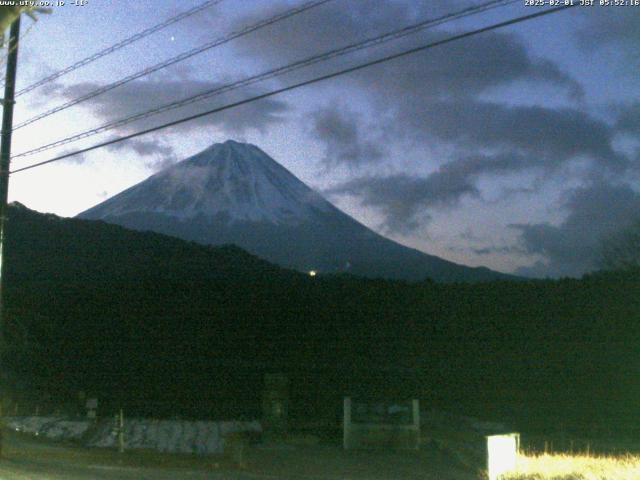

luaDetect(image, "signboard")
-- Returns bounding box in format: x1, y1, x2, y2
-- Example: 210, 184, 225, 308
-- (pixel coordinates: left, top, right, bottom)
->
351, 400, 413, 425
486, 433, 520, 480
343, 398, 420, 450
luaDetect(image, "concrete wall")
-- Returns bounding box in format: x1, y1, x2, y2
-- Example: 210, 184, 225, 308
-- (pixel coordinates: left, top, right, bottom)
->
5, 416, 261, 455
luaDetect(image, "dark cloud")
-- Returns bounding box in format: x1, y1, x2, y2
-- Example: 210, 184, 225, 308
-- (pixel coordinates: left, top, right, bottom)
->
326, 146, 621, 235
328, 87, 629, 238
58, 149, 88, 165
105, 137, 178, 171
616, 102, 640, 134
328, 99, 628, 236
310, 106, 384, 168
56, 138, 177, 170
225, 0, 620, 240
327, 170, 478, 234
49, 78, 290, 137
355, 31, 583, 102
23, 82, 66, 109
439, 152, 530, 180
106, 138, 174, 157
511, 182, 640, 278
576, 7, 640, 51
393, 100, 626, 172
231, 0, 582, 100
231, 0, 417, 65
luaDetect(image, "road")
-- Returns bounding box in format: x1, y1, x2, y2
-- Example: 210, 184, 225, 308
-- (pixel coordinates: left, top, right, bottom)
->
0, 430, 264, 480
0, 458, 252, 480
0, 429, 476, 479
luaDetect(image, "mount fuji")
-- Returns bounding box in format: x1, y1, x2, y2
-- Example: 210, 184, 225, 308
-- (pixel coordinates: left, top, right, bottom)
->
78, 140, 512, 282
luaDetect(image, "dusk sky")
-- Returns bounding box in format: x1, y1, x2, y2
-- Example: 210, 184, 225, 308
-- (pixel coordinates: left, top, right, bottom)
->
5, 0, 640, 278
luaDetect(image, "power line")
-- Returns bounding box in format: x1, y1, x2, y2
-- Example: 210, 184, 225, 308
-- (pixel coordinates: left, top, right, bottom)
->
10, 4, 576, 175
11, 0, 518, 159
13, 0, 335, 131
13, 0, 224, 98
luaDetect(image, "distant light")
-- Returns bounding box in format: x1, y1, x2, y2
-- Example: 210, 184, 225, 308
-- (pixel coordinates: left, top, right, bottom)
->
309, 270, 317, 277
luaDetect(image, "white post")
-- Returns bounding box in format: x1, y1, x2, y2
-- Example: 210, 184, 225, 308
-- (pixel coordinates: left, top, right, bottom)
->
412, 399, 420, 449
343, 397, 351, 450
118, 409, 125, 453
486, 433, 519, 480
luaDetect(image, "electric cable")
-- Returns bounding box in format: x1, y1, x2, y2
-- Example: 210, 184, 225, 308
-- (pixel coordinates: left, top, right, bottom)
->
11, 4, 576, 175
13, 0, 335, 130
14, 0, 224, 98
12, 0, 520, 159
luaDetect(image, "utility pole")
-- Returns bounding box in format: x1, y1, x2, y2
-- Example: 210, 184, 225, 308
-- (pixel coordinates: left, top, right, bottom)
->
0, 14, 20, 459
0, 15, 20, 343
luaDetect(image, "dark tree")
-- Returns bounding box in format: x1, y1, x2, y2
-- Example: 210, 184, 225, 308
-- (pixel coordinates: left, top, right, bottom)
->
600, 220, 640, 271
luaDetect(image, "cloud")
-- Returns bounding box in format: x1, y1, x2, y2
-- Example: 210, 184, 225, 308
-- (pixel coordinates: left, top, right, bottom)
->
228, 0, 632, 255
392, 100, 626, 172
616, 102, 640, 134
471, 245, 525, 256
355, 31, 582, 102
326, 145, 625, 236
231, 1, 582, 100
576, 7, 640, 51
55, 137, 178, 170
48, 78, 290, 137
105, 137, 178, 171
439, 152, 530, 180
309, 106, 384, 168
327, 170, 478, 234
231, 0, 417, 65
58, 149, 88, 165
511, 182, 640, 278
106, 138, 174, 157
224, 0, 622, 239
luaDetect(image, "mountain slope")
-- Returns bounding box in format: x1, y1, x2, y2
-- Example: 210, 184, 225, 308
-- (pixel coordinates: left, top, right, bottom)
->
78, 140, 513, 282
3, 203, 638, 426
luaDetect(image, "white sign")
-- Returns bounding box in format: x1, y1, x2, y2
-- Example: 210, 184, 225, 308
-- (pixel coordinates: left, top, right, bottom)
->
486, 433, 519, 480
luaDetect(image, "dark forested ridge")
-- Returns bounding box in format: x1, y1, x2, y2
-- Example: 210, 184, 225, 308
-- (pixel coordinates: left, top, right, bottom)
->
3, 203, 639, 430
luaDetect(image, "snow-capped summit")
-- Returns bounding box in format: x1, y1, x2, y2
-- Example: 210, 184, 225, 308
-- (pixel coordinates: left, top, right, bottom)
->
78, 140, 513, 282
81, 140, 331, 224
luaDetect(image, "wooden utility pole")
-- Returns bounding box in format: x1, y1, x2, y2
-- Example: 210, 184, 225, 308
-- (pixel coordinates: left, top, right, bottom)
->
0, 14, 20, 346
0, 14, 20, 459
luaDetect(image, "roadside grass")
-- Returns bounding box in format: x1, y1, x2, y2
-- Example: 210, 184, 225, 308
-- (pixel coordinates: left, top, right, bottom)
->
501, 451, 640, 479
